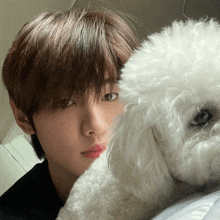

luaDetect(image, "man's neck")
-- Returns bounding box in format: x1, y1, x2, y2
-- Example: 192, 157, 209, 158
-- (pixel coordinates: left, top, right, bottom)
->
47, 158, 78, 202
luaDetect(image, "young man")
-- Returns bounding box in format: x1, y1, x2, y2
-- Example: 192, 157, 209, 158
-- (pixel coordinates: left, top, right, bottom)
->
0, 6, 139, 220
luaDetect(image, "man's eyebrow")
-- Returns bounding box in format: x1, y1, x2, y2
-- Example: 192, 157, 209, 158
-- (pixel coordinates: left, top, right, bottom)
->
104, 77, 121, 84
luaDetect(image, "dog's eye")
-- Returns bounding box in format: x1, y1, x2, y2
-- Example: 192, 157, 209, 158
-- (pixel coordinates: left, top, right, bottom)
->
191, 110, 213, 127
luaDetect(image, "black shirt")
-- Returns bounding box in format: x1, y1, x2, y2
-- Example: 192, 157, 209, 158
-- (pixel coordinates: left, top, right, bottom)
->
0, 160, 64, 220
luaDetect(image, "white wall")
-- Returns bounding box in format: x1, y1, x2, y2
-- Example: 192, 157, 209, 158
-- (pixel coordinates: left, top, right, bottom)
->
0, 136, 43, 196
74, 0, 220, 40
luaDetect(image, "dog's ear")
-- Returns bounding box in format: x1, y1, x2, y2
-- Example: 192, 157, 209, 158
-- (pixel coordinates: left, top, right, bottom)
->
108, 105, 175, 203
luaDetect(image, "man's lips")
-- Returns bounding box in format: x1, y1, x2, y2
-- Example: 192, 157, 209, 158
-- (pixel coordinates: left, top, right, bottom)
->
83, 145, 106, 153
82, 144, 107, 158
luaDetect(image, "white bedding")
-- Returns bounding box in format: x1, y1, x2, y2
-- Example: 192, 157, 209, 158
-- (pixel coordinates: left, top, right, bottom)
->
153, 187, 220, 220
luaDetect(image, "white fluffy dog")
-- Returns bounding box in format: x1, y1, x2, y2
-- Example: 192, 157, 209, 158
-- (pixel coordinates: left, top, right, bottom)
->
56, 19, 220, 220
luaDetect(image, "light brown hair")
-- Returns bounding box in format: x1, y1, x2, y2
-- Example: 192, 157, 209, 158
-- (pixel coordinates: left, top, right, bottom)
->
2, 7, 139, 159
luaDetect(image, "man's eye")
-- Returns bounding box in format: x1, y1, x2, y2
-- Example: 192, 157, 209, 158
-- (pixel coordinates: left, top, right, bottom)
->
67, 99, 77, 106
61, 99, 77, 108
102, 93, 118, 101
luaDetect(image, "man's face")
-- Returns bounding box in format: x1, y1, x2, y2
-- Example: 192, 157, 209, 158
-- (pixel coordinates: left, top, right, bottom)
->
32, 83, 124, 177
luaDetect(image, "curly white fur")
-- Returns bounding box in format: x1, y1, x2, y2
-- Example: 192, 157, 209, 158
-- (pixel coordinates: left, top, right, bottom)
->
56, 19, 220, 220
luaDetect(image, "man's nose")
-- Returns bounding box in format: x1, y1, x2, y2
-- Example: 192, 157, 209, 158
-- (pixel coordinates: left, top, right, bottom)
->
81, 104, 107, 137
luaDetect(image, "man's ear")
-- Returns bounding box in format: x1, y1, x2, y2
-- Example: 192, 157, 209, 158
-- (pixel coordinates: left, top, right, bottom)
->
10, 98, 35, 135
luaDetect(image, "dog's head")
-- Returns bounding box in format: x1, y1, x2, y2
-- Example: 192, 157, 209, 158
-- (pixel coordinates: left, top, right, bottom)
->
108, 19, 220, 203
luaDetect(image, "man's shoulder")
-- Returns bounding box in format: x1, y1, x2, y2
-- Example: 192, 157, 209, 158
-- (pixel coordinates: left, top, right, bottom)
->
0, 160, 64, 219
